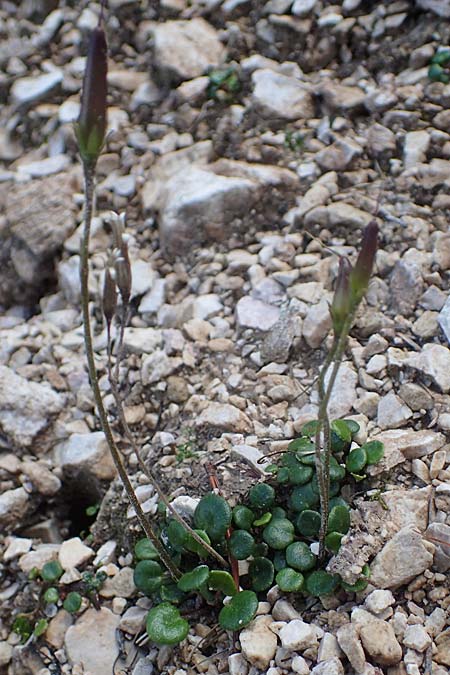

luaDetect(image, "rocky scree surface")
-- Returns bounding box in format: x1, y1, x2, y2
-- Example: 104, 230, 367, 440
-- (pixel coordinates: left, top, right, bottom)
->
1, 1, 450, 675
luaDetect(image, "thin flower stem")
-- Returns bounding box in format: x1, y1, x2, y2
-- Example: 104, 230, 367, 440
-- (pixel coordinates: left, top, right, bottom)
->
80, 162, 180, 581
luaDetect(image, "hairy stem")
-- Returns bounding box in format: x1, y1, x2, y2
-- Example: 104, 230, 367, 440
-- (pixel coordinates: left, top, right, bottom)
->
80, 162, 180, 581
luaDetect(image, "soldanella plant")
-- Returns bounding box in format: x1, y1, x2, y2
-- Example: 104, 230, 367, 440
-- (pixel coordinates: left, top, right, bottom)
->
76, 6, 384, 648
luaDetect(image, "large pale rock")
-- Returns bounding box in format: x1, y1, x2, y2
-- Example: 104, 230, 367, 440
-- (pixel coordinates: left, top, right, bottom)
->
151, 18, 226, 82
311, 658, 344, 675
195, 402, 252, 433
251, 69, 314, 121
11, 70, 63, 105
326, 362, 358, 419
358, 619, 402, 666
404, 344, 450, 393
236, 296, 280, 331
370, 526, 435, 589
319, 81, 366, 112
0, 365, 64, 449
59, 537, 94, 570
239, 615, 277, 670
435, 627, 450, 666
381, 487, 431, 533
367, 428, 445, 475
55, 432, 116, 481
336, 624, 366, 673
279, 620, 317, 651
0, 174, 76, 306
65, 608, 120, 675
0, 487, 30, 532
416, 0, 450, 18
303, 299, 332, 348
377, 392, 412, 429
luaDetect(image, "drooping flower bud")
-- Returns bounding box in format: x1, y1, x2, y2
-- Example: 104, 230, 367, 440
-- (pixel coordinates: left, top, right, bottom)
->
330, 257, 352, 336
76, 25, 108, 166
103, 265, 117, 327
349, 220, 378, 307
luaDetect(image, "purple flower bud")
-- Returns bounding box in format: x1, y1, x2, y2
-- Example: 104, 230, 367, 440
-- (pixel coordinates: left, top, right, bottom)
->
76, 26, 108, 165
349, 221, 378, 305
103, 266, 117, 326
330, 257, 352, 336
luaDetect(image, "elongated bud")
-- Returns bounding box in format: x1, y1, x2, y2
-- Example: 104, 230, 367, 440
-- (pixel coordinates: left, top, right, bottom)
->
114, 247, 132, 308
76, 25, 108, 166
349, 221, 378, 307
330, 257, 352, 336
103, 266, 117, 326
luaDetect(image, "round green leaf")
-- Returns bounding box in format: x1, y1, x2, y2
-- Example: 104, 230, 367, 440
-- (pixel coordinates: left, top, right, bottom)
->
177, 565, 210, 592
194, 493, 232, 541
341, 419, 360, 435
431, 49, 450, 65
288, 437, 315, 455
286, 542, 316, 572
41, 560, 63, 582
306, 570, 340, 596
229, 530, 255, 560
363, 440, 384, 465
134, 560, 164, 595
276, 466, 290, 484
273, 550, 287, 571
428, 63, 449, 83
43, 587, 59, 604
263, 518, 295, 550
146, 603, 189, 645
219, 590, 258, 631
331, 420, 352, 452
208, 570, 237, 596
248, 483, 275, 511
271, 506, 287, 520
325, 531, 343, 553
184, 529, 211, 557
329, 456, 346, 481
296, 510, 321, 538
248, 557, 274, 592
289, 483, 319, 511
288, 464, 314, 485
167, 520, 188, 552
301, 420, 319, 437
135, 538, 159, 561
276, 567, 304, 592
328, 505, 350, 535
63, 592, 82, 614
232, 505, 255, 530
160, 584, 186, 604
346, 447, 367, 473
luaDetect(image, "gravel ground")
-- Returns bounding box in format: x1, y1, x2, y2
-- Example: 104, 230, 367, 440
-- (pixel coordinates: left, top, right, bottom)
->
1, 1, 450, 674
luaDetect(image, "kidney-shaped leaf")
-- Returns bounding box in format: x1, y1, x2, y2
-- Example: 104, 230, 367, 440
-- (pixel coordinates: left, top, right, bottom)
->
177, 565, 210, 592
194, 493, 232, 542
218, 590, 258, 631
146, 602, 189, 645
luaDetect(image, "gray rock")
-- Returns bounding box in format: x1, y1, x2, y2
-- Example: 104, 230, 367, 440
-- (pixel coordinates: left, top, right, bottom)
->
368, 428, 445, 475
236, 296, 280, 331
320, 82, 366, 113
336, 624, 366, 673
59, 537, 94, 570
404, 344, 450, 393
381, 487, 432, 533
438, 294, 450, 343
316, 138, 362, 171
22, 460, 61, 496
358, 619, 402, 666
0, 174, 76, 306
403, 130, 430, 169
55, 432, 117, 481
327, 203, 372, 229
196, 402, 252, 434
151, 18, 226, 82
141, 350, 182, 384
390, 259, 423, 317
279, 620, 317, 651
292, 0, 317, 15
367, 123, 397, 159
11, 69, 63, 105
0, 487, 30, 532
0, 365, 64, 449
119, 606, 147, 634
16, 154, 70, 179
377, 392, 413, 429
425, 523, 450, 571
65, 608, 120, 675
416, 0, 450, 17
364, 589, 395, 615
240, 616, 278, 670
123, 327, 162, 355
100, 567, 136, 598
402, 624, 431, 652
251, 69, 314, 121
303, 299, 332, 348
326, 362, 358, 419
311, 658, 344, 675
261, 311, 297, 363
370, 526, 435, 589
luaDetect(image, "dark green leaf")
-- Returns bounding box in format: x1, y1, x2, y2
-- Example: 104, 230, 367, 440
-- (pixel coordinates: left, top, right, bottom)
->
219, 590, 258, 631
285, 542, 316, 572
194, 493, 232, 541
276, 567, 304, 592
146, 603, 189, 645
248, 557, 274, 592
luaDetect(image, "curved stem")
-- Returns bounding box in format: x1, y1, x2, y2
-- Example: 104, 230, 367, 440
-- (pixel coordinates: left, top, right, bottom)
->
80, 162, 180, 581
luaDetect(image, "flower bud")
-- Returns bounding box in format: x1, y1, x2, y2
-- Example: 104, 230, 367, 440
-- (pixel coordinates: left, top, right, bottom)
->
349, 220, 378, 306
76, 26, 108, 165
114, 248, 132, 308
330, 257, 352, 336
103, 266, 117, 327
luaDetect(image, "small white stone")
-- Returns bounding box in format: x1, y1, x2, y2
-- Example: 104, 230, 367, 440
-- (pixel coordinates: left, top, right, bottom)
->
279, 619, 317, 651
4, 537, 33, 562
365, 589, 395, 615
59, 538, 94, 571
402, 625, 432, 653
291, 655, 311, 674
